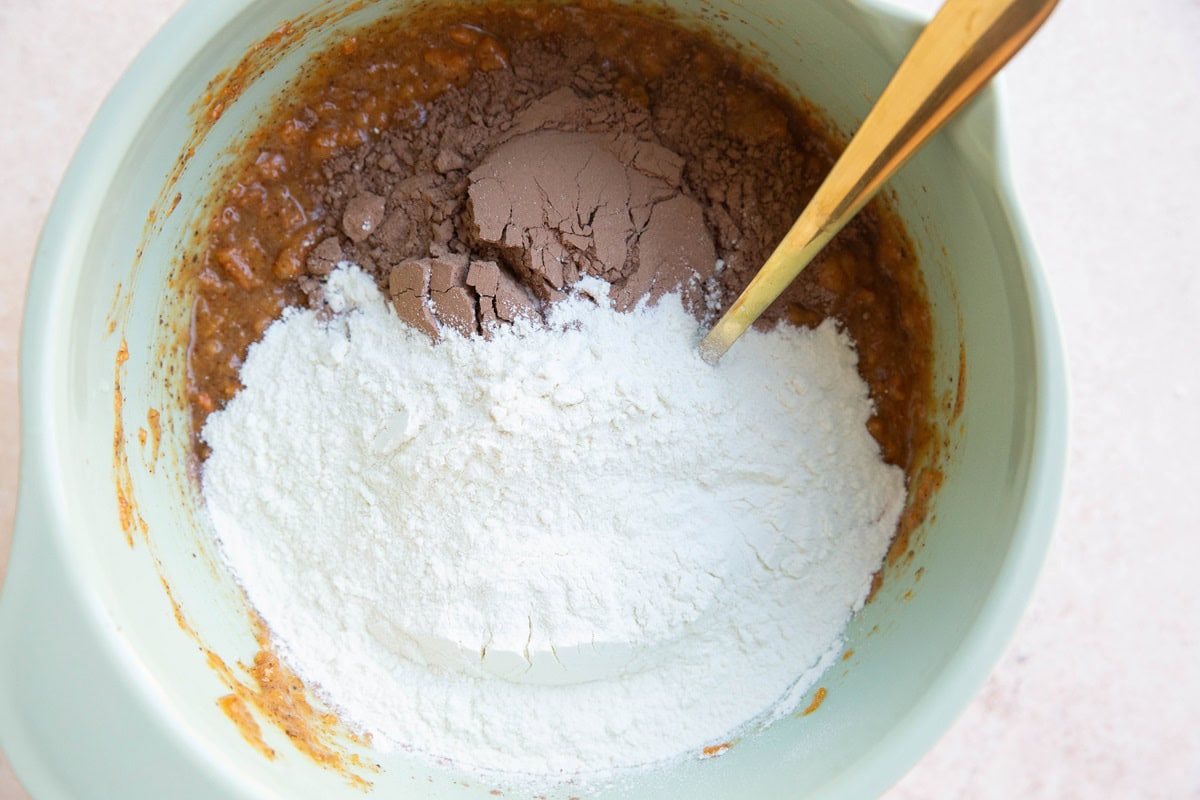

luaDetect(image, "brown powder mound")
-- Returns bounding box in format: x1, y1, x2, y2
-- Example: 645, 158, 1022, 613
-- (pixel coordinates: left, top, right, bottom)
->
311, 72, 718, 339
386, 111, 718, 335
468, 128, 715, 312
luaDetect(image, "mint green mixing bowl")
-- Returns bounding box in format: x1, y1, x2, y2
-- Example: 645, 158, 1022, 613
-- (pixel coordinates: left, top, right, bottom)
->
0, 1, 1066, 797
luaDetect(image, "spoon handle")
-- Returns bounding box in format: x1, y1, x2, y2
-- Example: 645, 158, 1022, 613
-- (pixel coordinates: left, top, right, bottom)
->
699, 0, 1058, 363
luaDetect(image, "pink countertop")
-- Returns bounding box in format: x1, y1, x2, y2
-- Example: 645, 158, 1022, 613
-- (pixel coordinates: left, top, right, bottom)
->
2, 1, 1198, 797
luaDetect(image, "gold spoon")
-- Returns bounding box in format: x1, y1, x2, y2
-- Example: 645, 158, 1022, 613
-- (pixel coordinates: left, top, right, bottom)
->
699, 0, 1058, 364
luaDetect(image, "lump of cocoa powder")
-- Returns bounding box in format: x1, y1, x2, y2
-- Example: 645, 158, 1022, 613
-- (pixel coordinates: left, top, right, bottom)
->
427, 254, 476, 337
306, 237, 345, 275
386, 255, 538, 340
467, 128, 716, 312
466, 259, 538, 327
388, 260, 440, 340
342, 192, 387, 243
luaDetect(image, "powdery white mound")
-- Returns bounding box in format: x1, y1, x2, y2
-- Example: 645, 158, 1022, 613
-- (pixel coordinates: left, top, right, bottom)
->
202, 266, 904, 779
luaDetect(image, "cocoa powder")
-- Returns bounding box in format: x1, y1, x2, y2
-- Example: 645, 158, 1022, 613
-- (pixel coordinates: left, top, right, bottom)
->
297, 29, 827, 338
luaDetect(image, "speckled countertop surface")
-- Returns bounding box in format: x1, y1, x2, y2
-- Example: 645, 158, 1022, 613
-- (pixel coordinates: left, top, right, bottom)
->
2, 2, 1198, 798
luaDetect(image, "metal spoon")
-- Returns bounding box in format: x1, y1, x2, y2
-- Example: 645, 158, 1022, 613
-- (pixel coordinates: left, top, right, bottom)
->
699, 0, 1058, 364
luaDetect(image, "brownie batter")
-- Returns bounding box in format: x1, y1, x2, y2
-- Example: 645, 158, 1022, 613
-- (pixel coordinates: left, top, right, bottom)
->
186, 2, 934, 477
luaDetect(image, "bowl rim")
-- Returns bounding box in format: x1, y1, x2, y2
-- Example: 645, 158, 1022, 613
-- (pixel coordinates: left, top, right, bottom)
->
1, 0, 1068, 797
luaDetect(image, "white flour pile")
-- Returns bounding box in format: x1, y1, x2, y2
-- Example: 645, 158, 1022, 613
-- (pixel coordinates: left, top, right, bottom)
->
201, 265, 904, 779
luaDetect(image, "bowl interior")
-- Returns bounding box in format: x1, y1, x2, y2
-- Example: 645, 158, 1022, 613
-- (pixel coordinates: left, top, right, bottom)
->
6, 0, 1063, 797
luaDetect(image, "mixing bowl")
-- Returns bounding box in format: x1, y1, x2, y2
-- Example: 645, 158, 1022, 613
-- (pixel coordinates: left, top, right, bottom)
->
0, 0, 1066, 797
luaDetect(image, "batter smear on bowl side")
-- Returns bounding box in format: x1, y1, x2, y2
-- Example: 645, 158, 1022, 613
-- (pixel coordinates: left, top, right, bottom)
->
184, 1, 936, 783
